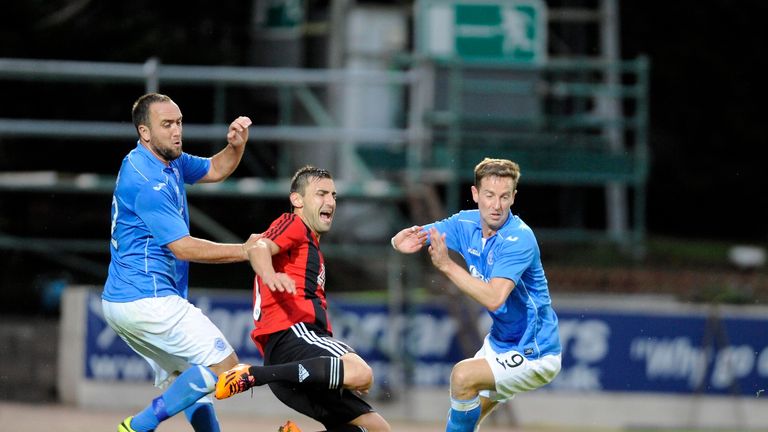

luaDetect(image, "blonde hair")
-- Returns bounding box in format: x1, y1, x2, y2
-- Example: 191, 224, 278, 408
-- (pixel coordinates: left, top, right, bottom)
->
474, 158, 521, 189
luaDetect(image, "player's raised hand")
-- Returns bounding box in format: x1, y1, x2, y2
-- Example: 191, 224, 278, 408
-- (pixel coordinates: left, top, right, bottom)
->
427, 227, 451, 272
227, 116, 252, 148
391, 225, 427, 253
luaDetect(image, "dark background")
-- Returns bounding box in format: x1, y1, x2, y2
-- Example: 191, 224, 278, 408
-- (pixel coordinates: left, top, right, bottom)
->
0, 0, 766, 312
2, 0, 764, 240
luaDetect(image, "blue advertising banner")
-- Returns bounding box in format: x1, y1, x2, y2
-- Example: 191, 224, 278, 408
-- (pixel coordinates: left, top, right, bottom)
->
84, 290, 768, 396
554, 309, 768, 396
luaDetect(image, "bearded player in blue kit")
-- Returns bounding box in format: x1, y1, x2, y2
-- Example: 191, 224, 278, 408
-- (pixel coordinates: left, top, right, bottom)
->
102, 93, 259, 432
390, 158, 561, 432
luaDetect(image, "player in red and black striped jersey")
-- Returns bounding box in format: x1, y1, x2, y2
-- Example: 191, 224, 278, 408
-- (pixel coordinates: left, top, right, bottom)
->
250, 211, 330, 348
215, 166, 391, 432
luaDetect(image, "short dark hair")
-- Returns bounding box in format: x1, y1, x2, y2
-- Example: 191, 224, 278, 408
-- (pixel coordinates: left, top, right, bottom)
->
132, 93, 172, 133
290, 165, 333, 196
474, 158, 521, 189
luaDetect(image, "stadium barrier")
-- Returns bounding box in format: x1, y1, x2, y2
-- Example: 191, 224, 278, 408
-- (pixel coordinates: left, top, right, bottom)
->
59, 286, 768, 430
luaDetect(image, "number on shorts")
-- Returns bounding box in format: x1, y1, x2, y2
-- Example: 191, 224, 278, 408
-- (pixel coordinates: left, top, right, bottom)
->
496, 352, 524, 370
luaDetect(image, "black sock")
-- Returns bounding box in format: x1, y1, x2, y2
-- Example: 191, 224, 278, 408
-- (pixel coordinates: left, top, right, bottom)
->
248, 356, 344, 389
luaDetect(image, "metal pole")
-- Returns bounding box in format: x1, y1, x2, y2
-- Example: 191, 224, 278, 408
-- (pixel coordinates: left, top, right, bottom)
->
143, 57, 159, 93
599, 0, 628, 244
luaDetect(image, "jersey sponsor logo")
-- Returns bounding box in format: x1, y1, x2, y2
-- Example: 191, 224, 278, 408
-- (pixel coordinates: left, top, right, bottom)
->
506, 236, 519, 242
298, 363, 310, 382
467, 247, 481, 256
469, 265, 488, 282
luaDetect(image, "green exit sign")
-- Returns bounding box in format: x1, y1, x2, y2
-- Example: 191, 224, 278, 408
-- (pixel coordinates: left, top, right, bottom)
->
417, 0, 547, 63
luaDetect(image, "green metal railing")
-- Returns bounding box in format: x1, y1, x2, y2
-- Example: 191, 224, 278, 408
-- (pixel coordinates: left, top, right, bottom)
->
1, 55, 649, 249
362, 54, 650, 248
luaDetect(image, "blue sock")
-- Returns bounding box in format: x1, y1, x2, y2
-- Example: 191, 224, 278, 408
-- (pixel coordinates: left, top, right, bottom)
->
130, 365, 218, 432
445, 395, 481, 432
184, 397, 220, 432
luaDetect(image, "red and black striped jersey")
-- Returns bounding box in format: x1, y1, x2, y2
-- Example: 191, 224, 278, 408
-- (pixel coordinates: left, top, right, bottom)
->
250, 213, 330, 352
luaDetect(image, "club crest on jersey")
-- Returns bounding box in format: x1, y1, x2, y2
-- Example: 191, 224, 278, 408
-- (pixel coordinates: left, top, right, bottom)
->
317, 263, 326, 289
487, 251, 494, 265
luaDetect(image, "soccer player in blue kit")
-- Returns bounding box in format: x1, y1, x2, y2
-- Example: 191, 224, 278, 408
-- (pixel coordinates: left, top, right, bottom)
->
390, 158, 561, 432
102, 93, 258, 432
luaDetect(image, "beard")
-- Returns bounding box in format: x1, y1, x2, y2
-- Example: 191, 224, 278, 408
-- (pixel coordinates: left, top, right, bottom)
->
153, 143, 182, 162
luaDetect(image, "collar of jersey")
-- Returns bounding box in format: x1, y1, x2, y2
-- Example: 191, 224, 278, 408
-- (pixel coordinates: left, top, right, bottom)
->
134, 140, 174, 171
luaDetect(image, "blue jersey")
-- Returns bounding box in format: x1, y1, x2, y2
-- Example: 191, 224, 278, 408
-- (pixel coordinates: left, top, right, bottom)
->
426, 210, 561, 359
103, 142, 210, 302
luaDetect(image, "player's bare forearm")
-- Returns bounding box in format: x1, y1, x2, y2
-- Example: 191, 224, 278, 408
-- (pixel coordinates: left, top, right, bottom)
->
247, 240, 296, 294
442, 262, 497, 309
168, 236, 250, 263
426, 226, 512, 309
201, 116, 252, 183
247, 241, 277, 278
441, 263, 513, 311
204, 141, 245, 182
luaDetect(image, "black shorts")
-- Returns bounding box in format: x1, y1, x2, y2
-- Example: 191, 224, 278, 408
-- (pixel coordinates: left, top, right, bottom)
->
263, 322, 375, 428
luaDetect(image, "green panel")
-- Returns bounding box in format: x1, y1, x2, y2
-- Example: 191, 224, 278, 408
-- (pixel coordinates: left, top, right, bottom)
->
455, 4, 502, 25
456, 35, 506, 58
455, 5, 504, 58
357, 141, 644, 186
430, 143, 641, 185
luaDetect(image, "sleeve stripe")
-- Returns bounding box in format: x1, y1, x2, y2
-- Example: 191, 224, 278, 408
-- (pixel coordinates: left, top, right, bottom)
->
264, 213, 295, 240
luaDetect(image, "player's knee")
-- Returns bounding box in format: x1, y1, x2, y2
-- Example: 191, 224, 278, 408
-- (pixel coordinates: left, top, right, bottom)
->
343, 356, 374, 389
449, 363, 474, 394
369, 417, 391, 432
351, 361, 374, 388
355, 412, 390, 432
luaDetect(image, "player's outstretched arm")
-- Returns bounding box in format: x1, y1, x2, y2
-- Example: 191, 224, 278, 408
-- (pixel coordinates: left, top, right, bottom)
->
390, 225, 428, 253
167, 235, 255, 264
200, 115, 252, 183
